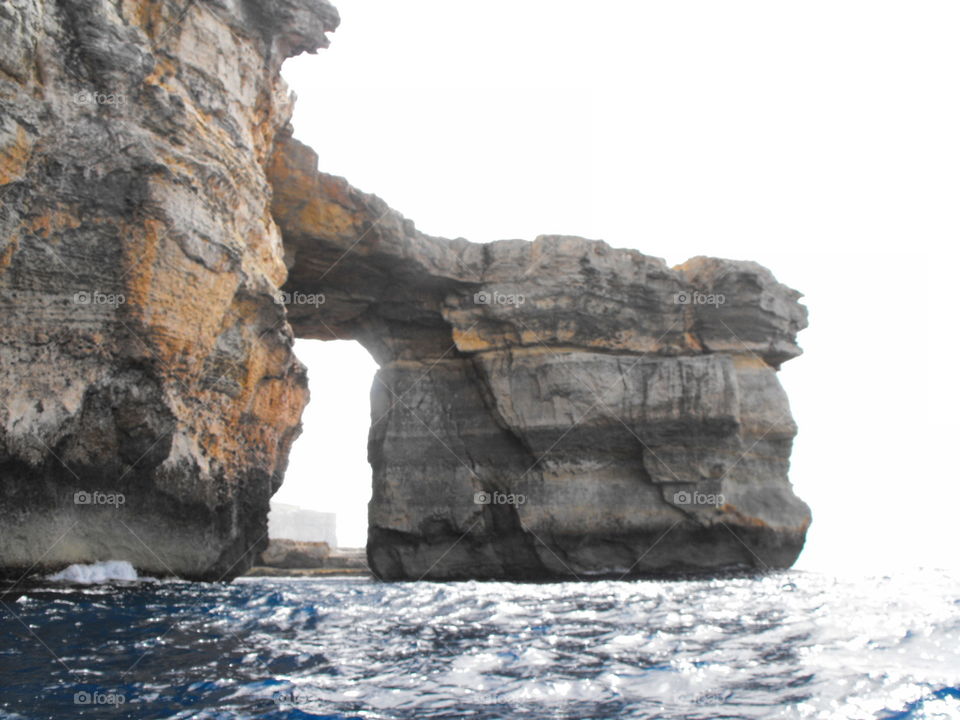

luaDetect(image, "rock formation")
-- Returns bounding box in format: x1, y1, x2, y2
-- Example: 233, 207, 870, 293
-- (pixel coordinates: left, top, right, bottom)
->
249, 541, 367, 576
270, 135, 811, 580
0, 0, 810, 582
256, 538, 330, 569
0, 0, 337, 580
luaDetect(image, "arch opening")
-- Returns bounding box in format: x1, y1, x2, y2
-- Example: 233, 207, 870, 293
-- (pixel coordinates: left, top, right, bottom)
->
264, 339, 378, 570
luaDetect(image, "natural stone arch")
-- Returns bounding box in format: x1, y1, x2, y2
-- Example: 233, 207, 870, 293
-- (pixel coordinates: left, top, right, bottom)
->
269, 134, 810, 580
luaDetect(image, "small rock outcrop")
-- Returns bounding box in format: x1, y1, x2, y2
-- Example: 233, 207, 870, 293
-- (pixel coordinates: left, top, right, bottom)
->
256, 538, 330, 569
0, 0, 810, 582
270, 136, 811, 580
247, 542, 367, 576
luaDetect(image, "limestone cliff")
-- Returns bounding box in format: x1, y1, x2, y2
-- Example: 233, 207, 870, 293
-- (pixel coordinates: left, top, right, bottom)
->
0, 0, 810, 583
270, 135, 811, 580
0, 0, 336, 580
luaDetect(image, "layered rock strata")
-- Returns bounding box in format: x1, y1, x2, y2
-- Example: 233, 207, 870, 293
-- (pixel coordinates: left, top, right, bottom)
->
269, 136, 811, 580
0, 0, 810, 582
0, 0, 337, 580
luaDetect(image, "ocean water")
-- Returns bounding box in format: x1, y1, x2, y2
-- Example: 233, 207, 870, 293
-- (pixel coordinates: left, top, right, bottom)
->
1, 568, 958, 719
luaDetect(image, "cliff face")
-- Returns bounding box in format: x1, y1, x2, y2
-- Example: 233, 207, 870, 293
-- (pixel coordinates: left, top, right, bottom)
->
0, 0, 336, 579
270, 136, 811, 580
0, 0, 810, 582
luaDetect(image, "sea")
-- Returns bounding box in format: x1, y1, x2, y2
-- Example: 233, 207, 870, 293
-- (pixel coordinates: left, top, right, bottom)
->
1, 565, 958, 719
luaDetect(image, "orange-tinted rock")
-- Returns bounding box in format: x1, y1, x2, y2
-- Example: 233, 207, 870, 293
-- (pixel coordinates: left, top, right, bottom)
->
0, 0, 337, 580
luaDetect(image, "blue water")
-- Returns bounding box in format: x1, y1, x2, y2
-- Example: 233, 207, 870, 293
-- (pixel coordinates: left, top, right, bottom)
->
1, 569, 958, 719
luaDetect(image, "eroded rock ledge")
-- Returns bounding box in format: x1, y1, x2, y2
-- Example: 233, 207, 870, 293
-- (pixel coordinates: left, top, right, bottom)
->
0, 0, 810, 582
270, 134, 811, 580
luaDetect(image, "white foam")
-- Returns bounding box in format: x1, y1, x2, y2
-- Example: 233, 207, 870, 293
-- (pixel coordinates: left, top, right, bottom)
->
46, 560, 139, 584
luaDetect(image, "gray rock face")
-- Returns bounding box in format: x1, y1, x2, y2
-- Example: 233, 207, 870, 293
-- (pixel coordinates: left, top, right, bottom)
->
270, 136, 812, 581
0, 0, 336, 580
256, 538, 330, 570
0, 0, 810, 582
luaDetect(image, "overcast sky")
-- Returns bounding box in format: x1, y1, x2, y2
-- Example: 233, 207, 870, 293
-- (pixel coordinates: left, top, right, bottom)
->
275, 0, 959, 571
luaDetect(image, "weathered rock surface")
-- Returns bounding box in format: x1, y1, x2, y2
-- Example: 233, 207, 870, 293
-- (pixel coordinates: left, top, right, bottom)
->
256, 538, 330, 569
0, 0, 810, 582
269, 136, 811, 580
248, 543, 367, 575
0, 0, 337, 580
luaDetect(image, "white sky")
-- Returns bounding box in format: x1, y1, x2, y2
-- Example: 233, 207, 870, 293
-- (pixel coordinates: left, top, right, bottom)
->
275, 1, 960, 571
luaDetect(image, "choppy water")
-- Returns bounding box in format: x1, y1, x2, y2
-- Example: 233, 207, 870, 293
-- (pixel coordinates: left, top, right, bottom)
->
1, 568, 958, 719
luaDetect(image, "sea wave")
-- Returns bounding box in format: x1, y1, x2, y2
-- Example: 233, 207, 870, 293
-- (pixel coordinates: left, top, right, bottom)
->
45, 560, 143, 584
1, 568, 959, 719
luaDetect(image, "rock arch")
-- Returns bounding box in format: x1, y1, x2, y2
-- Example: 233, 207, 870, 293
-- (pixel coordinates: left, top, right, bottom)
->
0, 0, 808, 582
269, 134, 810, 580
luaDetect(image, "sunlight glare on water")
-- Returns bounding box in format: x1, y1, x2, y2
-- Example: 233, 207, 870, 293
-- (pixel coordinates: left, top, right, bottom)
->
1, 569, 958, 719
